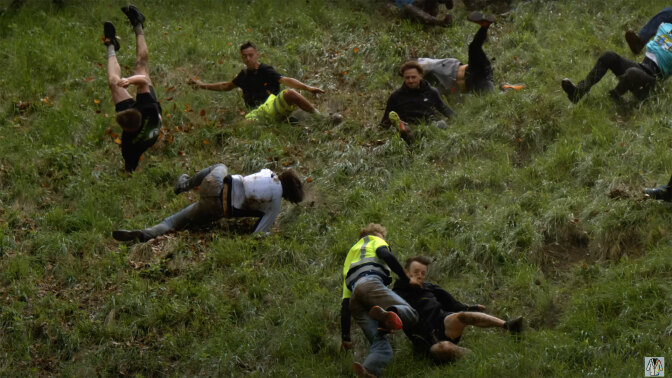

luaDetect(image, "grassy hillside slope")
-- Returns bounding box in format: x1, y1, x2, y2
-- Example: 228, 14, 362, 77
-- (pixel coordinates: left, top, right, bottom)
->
1, 0, 671, 376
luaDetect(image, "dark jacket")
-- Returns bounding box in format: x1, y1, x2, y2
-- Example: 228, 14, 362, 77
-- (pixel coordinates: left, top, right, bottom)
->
381, 80, 455, 127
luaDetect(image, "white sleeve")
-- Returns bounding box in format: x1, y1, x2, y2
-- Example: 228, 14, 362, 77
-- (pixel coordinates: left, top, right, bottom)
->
252, 194, 282, 233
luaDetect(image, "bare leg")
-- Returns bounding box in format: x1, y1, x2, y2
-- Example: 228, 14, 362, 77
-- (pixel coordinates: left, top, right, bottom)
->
444, 311, 505, 340
107, 45, 132, 104
429, 341, 471, 362
133, 25, 151, 94
282, 89, 317, 113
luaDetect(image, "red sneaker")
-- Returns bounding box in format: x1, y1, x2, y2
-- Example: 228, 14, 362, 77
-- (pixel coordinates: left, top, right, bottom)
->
369, 305, 402, 331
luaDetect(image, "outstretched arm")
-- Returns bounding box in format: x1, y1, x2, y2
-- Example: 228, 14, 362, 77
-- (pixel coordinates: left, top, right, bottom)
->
340, 298, 353, 350
279, 77, 324, 94
189, 78, 237, 91
431, 87, 456, 119
117, 75, 150, 88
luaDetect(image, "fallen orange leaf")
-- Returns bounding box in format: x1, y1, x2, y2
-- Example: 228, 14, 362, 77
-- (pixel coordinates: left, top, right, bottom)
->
200, 109, 206, 116
114, 138, 121, 144
178, 150, 185, 156
353, 47, 359, 53
306, 177, 313, 183
94, 99, 101, 104
203, 139, 209, 145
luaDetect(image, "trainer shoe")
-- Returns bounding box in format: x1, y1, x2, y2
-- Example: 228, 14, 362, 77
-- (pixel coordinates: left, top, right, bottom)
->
389, 111, 414, 144
352, 362, 376, 378
112, 229, 150, 242
173, 173, 190, 194
467, 11, 495, 27
561, 78, 581, 104
644, 185, 672, 201
504, 316, 524, 334
369, 305, 403, 331
625, 30, 645, 55
121, 5, 145, 28
103, 21, 120, 51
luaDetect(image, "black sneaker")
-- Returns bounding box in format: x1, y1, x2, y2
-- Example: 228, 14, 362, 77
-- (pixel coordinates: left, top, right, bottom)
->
644, 185, 672, 201
103, 21, 120, 51
467, 11, 495, 27
112, 229, 149, 242
121, 5, 145, 28
625, 30, 645, 55
561, 78, 581, 104
504, 316, 524, 334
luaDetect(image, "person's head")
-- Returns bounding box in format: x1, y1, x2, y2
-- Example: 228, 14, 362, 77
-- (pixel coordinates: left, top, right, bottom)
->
359, 223, 387, 240
116, 108, 142, 132
405, 255, 432, 286
240, 41, 260, 70
279, 169, 304, 203
399, 61, 424, 89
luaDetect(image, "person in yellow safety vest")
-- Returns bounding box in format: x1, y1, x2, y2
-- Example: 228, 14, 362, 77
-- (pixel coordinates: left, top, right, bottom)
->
340, 223, 419, 378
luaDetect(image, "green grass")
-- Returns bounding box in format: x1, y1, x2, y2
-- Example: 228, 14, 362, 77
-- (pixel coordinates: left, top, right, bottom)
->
1, 0, 672, 376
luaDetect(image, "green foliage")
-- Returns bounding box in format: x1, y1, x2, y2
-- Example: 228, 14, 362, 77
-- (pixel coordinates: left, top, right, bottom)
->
1, 0, 671, 376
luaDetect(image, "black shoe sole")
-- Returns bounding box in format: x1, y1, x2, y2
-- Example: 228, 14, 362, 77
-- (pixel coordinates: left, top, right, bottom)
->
112, 230, 147, 242
103, 21, 120, 51
625, 30, 645, 55
561, 78, 580, 104
121, 5, 145, 28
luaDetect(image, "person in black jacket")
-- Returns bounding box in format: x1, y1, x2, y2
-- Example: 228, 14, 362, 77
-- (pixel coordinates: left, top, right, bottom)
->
393, 256, 524, 362
381, 61, 455, 143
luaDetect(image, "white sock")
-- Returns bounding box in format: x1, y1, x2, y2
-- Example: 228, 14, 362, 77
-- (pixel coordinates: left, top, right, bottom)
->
134, 24, 143, 36
107, 44, 116, 58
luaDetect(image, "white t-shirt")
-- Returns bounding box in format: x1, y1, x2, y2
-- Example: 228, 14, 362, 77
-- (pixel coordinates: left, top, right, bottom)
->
229, 169, 282, 233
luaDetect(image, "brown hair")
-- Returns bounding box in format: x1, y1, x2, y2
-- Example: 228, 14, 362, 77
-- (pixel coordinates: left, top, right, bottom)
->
399, 61, 424, 76
240, 41, 257, 52
279, 169, 304, 203
359, 223, 387, 239
115, 108, 142, 132
404, 255, 432, 270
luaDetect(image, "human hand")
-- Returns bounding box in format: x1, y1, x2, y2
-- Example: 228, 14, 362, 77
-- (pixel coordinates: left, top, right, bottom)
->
117, 78, 130, 88
475, 304, 486, 312
309, 86, 325, 94
188, 78, 201, 88
340, 341, 353, 351
409, 277, 422, 288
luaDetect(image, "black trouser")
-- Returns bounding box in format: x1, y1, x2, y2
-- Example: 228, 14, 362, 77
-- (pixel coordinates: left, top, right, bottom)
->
578, 51, 658, 100
465, 26, 495, 93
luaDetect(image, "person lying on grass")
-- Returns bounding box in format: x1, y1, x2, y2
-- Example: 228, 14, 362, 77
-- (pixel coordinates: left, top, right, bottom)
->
112, 164, 304, 242
189, 41, 334, 123
103, 5, 162, 172
418, 11, 497, 97
392, 0, 454, 27
340, 223, 419, 378
562, 13, 672, 104
393, 256, 524, 362
380, 61, 455, 144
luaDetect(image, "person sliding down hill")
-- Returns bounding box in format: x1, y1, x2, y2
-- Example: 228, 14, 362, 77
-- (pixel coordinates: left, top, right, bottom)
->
393, 256, 524, 362
189, 41, 341, 124
392, 0, 454, 27
380, 61, 455, 144
418, 11, 498, 97
112, 164, 304, 242
103, 5, 162, 172
562, 15, 672, 103
340, 224, 419, 378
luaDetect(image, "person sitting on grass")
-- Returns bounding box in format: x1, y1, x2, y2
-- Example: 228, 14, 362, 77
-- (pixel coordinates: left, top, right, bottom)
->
625, 7, 672, 55
418, 11, 497, 97
393, 256, 524, 362
112, 164, 304, 242
189, 41, 328, 123
340, 223, 419, 378
380, 61, 455, 144
103, 5, 162, 172
562, 18, 672, 104
393, 0, 454, 27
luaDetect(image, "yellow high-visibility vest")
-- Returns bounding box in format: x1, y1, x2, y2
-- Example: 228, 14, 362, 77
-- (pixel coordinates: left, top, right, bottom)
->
342, 235, 391, 299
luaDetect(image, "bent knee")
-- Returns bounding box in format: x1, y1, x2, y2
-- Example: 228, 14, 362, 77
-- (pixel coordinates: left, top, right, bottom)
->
108, 77, 120, 89
598, 51, 620, 63
282, 89, 299, 100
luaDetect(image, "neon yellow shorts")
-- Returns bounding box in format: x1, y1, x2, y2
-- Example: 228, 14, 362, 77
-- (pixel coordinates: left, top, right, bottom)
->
245, 90, 295, 121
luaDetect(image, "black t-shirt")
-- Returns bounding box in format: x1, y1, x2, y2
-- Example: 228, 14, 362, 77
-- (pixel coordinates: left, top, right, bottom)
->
232, 63, 282, 107
380, 80, 455, 127
117, 87, 162, 172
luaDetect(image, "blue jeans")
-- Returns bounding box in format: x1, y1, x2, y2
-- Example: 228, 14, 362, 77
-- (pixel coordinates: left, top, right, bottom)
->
143, 164, 228, 238
349, 276, 418, 376
638, 7, 672, 41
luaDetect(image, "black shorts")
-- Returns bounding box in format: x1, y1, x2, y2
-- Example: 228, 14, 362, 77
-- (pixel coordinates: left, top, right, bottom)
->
115, 86, 159, 112
412, 310, 462, 355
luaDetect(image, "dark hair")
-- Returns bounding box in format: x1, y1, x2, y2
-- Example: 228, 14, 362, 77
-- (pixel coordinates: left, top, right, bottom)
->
399, 61, 424, 76
404, 255, 432, 270
359, 223, 386, 239
240, 41, 257, 52
279, 169, 304, 203
116, 108, 142, 132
